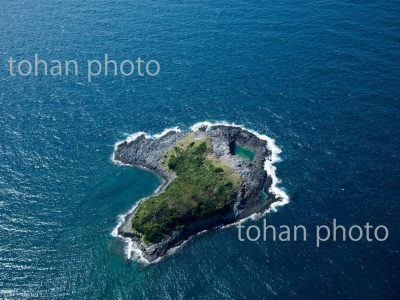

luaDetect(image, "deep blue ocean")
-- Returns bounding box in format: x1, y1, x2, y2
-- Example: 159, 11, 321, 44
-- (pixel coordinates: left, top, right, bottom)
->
1, 0, 399, 299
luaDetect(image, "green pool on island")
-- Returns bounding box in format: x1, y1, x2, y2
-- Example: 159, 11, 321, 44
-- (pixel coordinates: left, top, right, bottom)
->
232, 143, 256, 161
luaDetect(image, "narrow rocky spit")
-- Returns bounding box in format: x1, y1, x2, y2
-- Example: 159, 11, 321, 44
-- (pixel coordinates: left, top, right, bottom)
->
112, 123, 285, 263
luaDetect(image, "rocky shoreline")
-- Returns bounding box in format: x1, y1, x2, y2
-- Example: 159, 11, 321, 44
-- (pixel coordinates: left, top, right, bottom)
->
112, 123, 285, 263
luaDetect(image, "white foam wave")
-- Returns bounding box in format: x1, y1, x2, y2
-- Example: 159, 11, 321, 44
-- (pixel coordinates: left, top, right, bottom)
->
152, 126, 181, 139
111, 197, 152, 264
112, 121, 289, 262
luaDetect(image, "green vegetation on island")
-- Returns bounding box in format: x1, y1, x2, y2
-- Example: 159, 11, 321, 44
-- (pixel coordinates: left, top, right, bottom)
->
131, 135, 241, 244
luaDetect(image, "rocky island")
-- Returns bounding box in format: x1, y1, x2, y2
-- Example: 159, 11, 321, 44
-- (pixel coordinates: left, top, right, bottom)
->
112, 122, 287, 263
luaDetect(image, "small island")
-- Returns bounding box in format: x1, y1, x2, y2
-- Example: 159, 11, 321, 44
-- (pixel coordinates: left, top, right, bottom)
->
113, 123, 286, 263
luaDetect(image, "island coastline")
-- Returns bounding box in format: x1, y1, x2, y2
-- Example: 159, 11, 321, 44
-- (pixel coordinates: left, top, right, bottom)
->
111, 122, 289, 264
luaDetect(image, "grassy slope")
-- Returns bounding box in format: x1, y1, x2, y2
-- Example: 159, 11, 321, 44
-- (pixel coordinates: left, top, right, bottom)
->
131, 135, 241, 244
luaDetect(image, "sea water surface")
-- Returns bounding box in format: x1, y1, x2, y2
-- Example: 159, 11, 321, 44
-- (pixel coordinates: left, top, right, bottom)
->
0, 0, 399, 299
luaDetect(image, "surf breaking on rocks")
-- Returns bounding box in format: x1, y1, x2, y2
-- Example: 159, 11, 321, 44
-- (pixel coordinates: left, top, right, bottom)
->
111, 121, 289, 264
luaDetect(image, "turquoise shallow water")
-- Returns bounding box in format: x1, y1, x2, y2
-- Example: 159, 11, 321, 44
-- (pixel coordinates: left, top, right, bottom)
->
1, 0, 400, 299
233, 144, 256, 161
